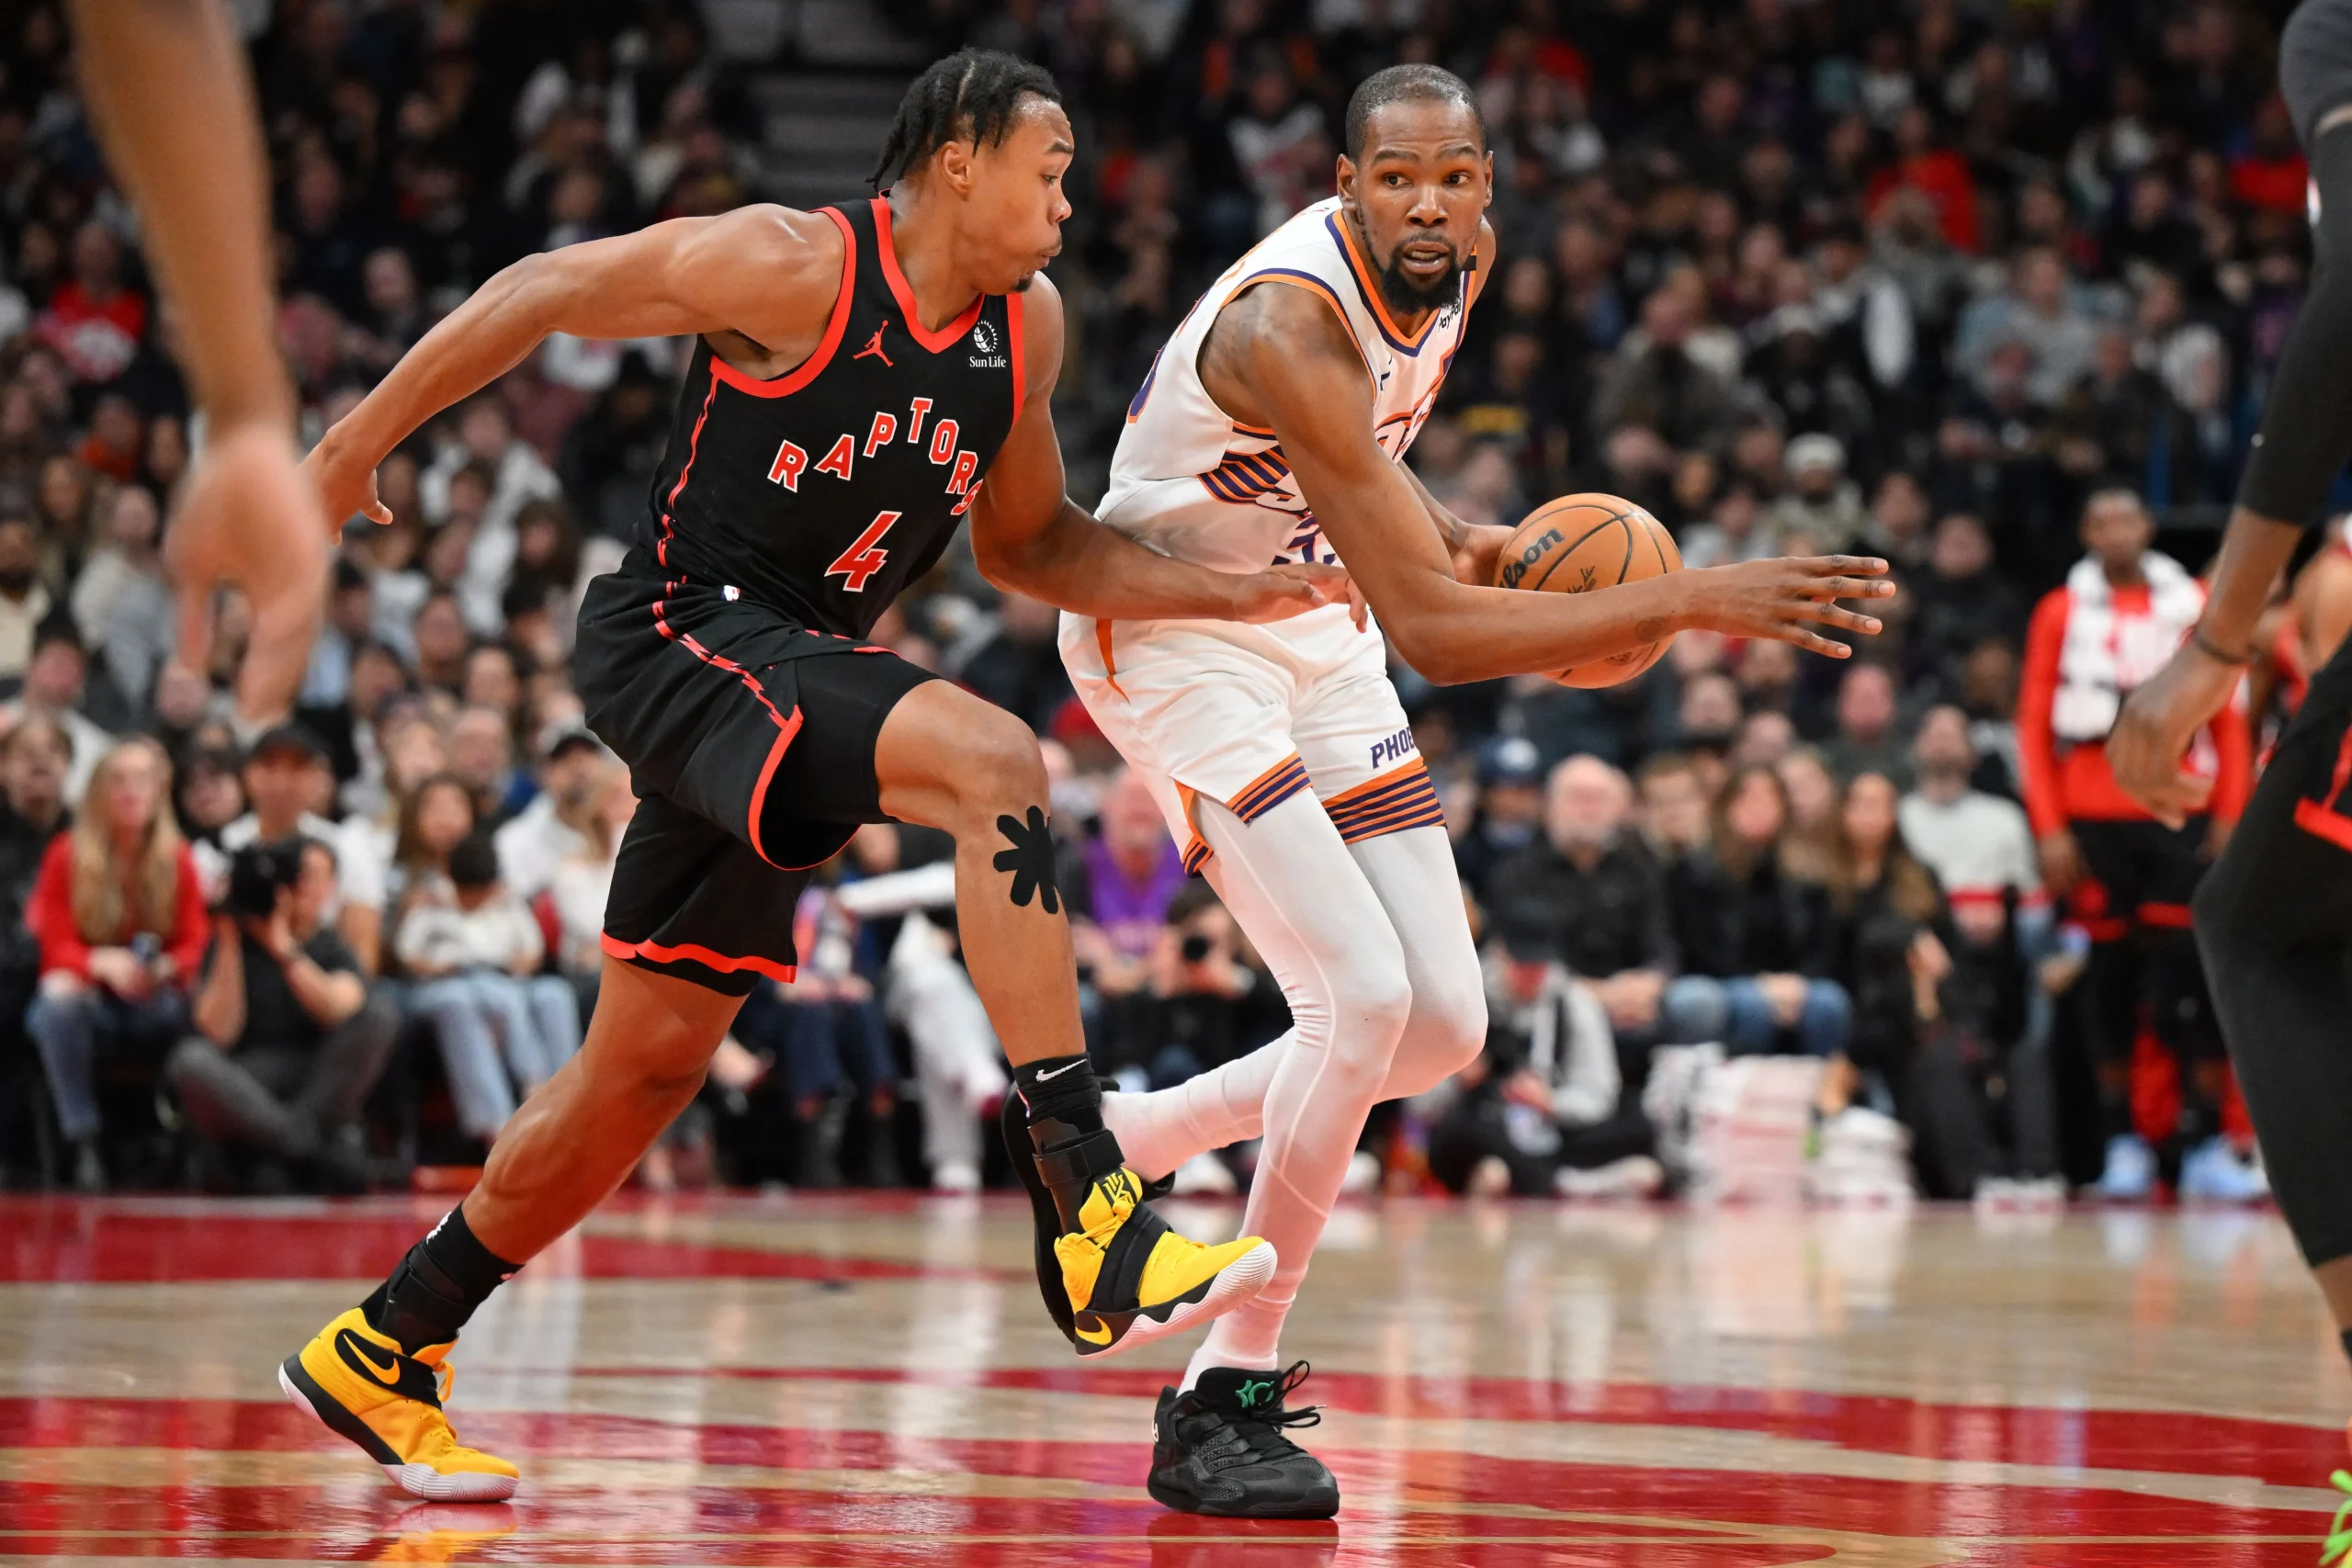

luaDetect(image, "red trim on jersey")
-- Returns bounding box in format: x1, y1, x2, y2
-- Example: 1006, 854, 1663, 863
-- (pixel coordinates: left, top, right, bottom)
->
656, 373, 721, 569
745, 705, 807, 867
602, 931, 797, 983
2296, 796, 2352, 852
1007, 288, 1026, 426
707, 208, 856, 399
869, 197, 985, 352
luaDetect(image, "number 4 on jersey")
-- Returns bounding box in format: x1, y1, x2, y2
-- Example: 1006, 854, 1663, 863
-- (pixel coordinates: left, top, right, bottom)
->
826, 510, 900, 592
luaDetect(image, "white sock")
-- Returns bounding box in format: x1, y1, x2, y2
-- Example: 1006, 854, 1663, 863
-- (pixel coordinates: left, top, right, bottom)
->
1103, 1035, 1286, 1181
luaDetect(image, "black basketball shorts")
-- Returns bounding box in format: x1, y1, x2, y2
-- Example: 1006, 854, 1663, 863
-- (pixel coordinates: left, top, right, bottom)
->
572, 570, 936, 995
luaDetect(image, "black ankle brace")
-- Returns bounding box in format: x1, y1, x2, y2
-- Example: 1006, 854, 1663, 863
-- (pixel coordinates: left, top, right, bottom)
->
1013, 1054, 1102, 1137
363, 1207, 519, 1354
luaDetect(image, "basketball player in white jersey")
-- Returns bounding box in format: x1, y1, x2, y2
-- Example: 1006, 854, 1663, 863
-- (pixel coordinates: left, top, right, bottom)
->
1055, 65, 1895, 1517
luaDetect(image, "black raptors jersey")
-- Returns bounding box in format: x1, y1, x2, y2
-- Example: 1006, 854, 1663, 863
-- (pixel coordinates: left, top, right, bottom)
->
630, 196, 1024, 637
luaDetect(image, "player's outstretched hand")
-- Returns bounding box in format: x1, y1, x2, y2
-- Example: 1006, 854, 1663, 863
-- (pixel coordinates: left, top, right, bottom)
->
1232, 562, 1360, 626
1688, 555, 1894, 658
165, 422, 329, 726
2109, 643, 2234, 829
301, 429, 393, 532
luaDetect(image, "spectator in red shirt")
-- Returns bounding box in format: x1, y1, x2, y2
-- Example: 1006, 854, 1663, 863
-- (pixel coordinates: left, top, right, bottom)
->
2230, 96, 2310, 215
2018, 490, 2252, 1200
73, 393, 143, 483
1867, 106, 1981, 254
35, 223, 148, 387
24, 736, 207, 1191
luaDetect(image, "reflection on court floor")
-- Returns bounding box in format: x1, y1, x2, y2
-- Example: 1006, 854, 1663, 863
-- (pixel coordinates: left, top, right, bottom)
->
0, 1192, 2341, 1564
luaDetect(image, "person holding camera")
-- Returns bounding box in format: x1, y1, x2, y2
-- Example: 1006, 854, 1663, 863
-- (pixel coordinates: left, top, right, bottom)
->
24, 738, 208, 1191
166, 838, 396, 1190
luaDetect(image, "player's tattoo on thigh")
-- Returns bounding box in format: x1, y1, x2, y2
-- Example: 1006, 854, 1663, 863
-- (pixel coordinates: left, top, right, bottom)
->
993, 806, 1062, 915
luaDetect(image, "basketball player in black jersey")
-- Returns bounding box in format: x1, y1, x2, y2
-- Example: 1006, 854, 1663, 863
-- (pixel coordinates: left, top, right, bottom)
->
274, 52, 1346, 1501
2109, 0, 2352, 1537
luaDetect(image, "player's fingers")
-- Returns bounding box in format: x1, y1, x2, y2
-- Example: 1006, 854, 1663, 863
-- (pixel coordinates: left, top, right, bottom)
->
1799, 602, 1885, 636
171, 572, 214, 684
363, 500, 391, 527
235, 579, 327, 725
1770, 624, 1855, 658
1801, 555, 1891, 576
1797, 575, 1898, 600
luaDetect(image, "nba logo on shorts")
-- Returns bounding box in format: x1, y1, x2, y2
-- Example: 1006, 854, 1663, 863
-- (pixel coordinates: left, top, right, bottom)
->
724, 585, 741, 601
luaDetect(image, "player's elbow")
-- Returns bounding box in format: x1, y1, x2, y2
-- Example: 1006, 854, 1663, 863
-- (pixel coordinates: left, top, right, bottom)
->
1385, 621, 1477, 686
497, 251, 582, 335
969, 531, 1026, 593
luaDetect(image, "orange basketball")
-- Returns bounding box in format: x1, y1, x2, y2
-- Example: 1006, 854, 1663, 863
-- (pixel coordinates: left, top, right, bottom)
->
1492, 491, 1683, 687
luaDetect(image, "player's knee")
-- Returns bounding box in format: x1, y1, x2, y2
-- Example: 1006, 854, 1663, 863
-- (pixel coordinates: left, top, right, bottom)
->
945, 707, 1049, 819
1415, 967, 1489, 1077
625, 1055, 708, 1110
1341, 960, 1415, 1055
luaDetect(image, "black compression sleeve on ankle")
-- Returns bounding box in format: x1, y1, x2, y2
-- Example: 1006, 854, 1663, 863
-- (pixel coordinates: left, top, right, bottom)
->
363, 1205, 521, 1353
1013, 1054, 1103, 1143
422, 1205, 521, 1301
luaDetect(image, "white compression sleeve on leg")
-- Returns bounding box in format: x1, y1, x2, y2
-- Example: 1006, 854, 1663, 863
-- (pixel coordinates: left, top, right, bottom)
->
1104, 825, 1487, 1179
1181, 791, 1415, 1386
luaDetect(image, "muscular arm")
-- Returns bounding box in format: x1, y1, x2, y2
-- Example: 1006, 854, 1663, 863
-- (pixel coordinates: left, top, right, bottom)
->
967, 276, 1343, 622
309, 206, 848, 522
1203, 285, 1890, 685
1397, 457, 1512, 585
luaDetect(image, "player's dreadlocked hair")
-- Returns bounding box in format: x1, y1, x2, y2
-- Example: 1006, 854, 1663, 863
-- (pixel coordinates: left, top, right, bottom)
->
1343, 63, 1486, 162
869, 49, 1062, 188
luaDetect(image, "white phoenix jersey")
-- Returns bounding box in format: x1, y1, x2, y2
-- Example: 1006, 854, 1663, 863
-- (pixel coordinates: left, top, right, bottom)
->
1095, 196, 1473, 575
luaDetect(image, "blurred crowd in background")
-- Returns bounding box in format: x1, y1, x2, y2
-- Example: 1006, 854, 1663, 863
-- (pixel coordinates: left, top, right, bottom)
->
0, 0, 2320, 1205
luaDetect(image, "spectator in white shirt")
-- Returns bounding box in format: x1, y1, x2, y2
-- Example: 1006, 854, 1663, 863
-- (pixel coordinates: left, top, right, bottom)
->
417, 397, 560, 637
0, 619, 114, 801
493, 730, 613, 903
1898, 705, 2041, 945
69, 484, 171, 710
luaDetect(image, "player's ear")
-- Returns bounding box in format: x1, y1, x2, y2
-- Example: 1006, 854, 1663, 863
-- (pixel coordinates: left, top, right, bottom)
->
1335, 152, 1358, 207
1482, 150, 1495, 208
935, 136, 977, 197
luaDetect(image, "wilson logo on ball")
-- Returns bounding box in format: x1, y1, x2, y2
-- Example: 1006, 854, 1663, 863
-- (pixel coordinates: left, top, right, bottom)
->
1499, 528, 1564, 589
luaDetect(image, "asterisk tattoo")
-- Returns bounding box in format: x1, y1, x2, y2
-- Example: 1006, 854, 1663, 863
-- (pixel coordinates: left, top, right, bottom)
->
993, 806, 1061, 914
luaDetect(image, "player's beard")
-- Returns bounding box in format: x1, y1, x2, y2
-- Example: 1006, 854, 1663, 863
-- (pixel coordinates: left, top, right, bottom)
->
1374, 243, 1464, 316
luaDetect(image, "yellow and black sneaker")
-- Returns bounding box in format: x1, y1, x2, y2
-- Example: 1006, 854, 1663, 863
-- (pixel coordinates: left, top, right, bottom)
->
278, 1307, 519, 1501
1002, 1095, 1274, 1357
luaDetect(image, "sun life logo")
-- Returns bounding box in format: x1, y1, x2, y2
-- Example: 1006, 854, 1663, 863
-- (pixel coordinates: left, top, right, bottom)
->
969, 317, 1006, 369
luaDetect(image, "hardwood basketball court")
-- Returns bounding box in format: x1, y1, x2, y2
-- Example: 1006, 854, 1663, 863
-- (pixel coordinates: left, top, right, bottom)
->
0, 1192, 2342, 1564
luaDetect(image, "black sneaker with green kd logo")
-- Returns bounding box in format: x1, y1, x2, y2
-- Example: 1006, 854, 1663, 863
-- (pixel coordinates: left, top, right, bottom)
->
1147, 1362, 1340, 1518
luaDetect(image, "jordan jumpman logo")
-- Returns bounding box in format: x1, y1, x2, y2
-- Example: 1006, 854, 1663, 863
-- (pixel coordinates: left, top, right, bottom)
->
855, 322, 893, 367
